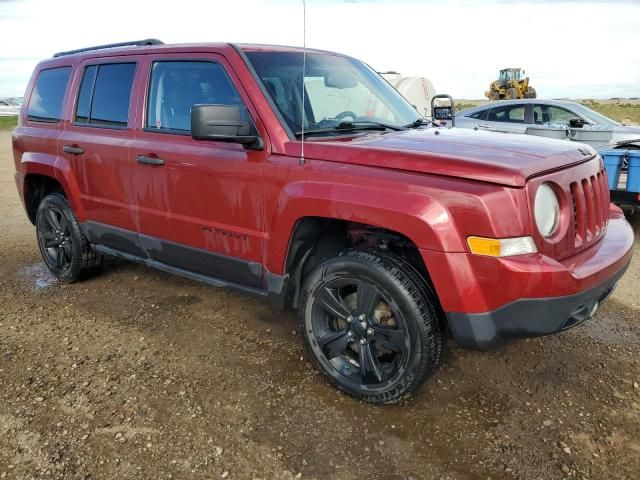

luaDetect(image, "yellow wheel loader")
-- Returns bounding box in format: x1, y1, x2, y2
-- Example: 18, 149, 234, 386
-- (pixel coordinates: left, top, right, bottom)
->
485, 68, 536, 100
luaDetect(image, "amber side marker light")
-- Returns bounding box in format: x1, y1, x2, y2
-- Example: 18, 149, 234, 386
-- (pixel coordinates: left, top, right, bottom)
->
467, 236, 537, 257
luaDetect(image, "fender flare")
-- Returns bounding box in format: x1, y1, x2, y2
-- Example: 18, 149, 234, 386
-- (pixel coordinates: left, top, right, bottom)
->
264, 181, 465, 275
19, 152, 86, 221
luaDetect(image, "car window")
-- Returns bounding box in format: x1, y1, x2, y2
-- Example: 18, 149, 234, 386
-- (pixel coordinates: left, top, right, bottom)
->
532, 104, 581, 125
245, 51, 421, 134
546, 106, 580, 125
74, 63, 136, 127
486, 104, 525, 123
75, 65, 97, 124
146, 61, 248, 133
532, 105, 545, 124
27, 67, 72, 122
0, 101, 8, 106
468, 110, 486, 120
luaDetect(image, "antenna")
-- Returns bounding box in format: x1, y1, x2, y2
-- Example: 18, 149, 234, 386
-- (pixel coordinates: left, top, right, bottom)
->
299, 0, 307, 166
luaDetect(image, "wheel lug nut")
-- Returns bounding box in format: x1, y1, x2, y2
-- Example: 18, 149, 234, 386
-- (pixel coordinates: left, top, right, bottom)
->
358, 314, 365, 321
359, 339, 366, 344
346, 315, 352, 323
366, 328, 374, 336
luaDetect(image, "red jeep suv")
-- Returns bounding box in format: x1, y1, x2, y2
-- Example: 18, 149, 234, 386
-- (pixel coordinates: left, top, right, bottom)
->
12, 39, 633, 403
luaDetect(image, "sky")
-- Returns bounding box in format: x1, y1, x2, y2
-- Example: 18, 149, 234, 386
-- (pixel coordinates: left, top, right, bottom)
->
1, 0, 639, 99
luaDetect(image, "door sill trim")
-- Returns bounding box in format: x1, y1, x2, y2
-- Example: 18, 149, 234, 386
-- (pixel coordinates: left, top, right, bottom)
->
93, 244, 268, 299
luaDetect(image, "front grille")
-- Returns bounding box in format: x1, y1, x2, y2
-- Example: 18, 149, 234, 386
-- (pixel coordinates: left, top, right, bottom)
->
569, 169, 609, 248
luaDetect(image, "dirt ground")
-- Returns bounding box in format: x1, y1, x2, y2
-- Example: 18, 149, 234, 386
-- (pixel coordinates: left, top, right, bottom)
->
1, 131, 639, 480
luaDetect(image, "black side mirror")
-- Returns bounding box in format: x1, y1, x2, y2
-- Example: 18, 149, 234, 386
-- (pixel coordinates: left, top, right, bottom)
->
569, 118, 588, 128
191, 104, 262, 149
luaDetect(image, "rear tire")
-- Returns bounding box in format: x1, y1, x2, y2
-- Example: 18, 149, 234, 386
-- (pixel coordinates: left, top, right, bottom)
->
298, 248, 441, 404
35, 193, 101, 283
525, 87, 537, 99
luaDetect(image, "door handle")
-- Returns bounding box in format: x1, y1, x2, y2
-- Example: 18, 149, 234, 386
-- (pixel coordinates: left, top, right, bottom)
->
63, 145, 84, 155
136, 155, 165, 166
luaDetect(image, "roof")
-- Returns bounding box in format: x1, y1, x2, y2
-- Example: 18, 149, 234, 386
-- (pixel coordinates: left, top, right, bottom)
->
49, 40, 339, 61
460, 98, 583, 113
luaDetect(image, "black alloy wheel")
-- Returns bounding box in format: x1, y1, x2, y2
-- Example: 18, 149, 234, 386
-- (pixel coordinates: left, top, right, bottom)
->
38, 203, 73, 272
36, 193, 101, 282
299, 249, 441, 404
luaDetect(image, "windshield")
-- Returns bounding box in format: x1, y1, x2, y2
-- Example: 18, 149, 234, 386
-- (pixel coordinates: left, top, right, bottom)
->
245, 51, 422, 135
569, 103, 620, 127
500, 69, 520, 82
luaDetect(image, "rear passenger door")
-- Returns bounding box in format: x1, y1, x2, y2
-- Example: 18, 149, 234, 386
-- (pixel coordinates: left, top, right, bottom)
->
130, 54, 266, 288
59, 58, 142, 254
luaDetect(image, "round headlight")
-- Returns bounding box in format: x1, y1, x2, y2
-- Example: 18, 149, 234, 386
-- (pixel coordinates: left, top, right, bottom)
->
534, 183, 560, 238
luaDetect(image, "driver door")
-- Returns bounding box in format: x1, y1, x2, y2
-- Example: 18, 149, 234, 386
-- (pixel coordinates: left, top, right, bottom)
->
130, 53, 267, 288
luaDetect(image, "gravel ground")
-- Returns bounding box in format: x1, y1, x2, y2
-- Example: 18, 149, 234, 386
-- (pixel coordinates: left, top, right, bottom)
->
1, 131, 639, 480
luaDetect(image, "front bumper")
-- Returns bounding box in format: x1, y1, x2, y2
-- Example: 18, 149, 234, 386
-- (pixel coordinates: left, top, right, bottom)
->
421, 208, 634, 350
446, 261, 628, 349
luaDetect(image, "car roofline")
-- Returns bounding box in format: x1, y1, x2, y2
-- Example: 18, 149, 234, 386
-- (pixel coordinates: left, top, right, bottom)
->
457, 98, 590, 116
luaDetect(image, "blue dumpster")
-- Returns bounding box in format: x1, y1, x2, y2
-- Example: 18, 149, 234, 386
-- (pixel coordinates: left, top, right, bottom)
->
601, 150, 626, 190
627, 150, 640, 193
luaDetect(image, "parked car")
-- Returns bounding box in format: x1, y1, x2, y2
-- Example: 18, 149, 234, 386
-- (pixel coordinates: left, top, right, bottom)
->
12, 40, 633, 404
455, 99, 640, 148
0, 98, 21, 116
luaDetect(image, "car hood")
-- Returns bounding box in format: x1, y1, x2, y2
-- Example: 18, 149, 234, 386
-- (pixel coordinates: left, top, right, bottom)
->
612, 125, 640, 143
284, 128, 596, 187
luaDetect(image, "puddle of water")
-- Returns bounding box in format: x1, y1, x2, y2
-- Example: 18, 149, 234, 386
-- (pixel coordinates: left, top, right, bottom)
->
18, 262, 58, 290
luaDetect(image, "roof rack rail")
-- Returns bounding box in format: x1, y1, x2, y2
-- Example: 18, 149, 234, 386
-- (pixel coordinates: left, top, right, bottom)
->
53, 38, 164, 58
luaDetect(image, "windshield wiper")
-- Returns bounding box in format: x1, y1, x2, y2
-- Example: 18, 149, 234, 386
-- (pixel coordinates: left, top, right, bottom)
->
295, 121, 405, 137
404, 118, 438, 129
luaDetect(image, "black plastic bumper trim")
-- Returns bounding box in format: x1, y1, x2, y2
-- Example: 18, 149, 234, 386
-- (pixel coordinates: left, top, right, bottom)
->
446, 260, 630, 350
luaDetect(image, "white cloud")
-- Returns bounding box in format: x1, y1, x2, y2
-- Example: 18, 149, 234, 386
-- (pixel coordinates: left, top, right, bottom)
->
0, 0, 638, 98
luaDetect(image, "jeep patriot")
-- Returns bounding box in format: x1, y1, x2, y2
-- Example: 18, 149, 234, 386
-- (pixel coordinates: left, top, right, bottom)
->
12, 39, 633, 403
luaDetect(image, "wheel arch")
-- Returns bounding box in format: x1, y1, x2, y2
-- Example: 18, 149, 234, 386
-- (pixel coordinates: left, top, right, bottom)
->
265, 181, 461, 275
24, 173, 65, 224
269, 215, 447, 334
19, 154, 86, 224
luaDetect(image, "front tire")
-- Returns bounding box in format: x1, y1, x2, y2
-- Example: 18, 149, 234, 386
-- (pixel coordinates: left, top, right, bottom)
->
506, 87, 519, 99
35, 193, 101, 283
299, 249, 441, 404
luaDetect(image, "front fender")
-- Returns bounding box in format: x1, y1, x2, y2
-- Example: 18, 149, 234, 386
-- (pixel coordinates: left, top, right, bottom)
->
264, 180, 464, 274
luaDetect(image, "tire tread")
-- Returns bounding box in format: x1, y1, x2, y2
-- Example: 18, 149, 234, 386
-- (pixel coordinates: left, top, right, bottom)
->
299, 247, 442, 404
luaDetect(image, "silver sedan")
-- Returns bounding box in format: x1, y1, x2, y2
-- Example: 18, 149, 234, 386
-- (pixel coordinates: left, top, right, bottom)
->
454, 99, 640, 148
0, 98, 21, 117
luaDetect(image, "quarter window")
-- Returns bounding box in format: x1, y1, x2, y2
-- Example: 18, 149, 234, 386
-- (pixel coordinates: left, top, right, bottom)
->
74, 63, 136, 127
146, 61, 248, 133
468, 110, 486, 120
27, 67, 72, 122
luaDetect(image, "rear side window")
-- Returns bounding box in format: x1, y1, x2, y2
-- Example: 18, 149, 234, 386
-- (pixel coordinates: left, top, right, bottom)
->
27, 67, 72, 122
146, 61, 248, 133
74, 63, 136, 127
486, 104, 525, 123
